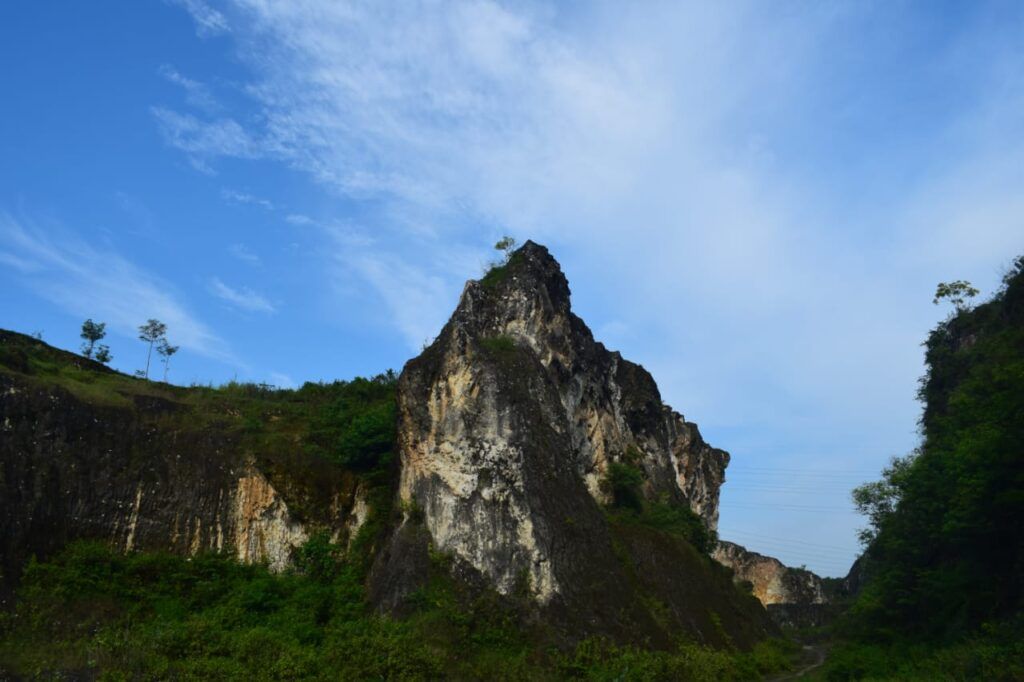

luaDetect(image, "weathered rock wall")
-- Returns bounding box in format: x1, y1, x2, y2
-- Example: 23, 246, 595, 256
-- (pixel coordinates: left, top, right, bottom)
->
377, 241, 767, 647
0, 369, 359, 603
713, 540, 827, 607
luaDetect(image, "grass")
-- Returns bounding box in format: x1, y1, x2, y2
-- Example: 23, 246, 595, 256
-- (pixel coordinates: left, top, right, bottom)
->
480, 252, 524, 290
0, 328, 799, 678
0, 542, 797, 680
480, 334, 517, 354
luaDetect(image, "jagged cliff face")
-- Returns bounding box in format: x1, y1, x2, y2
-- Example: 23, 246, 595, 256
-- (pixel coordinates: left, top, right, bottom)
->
385, 242, 745, 638
0, 356, 364, 599
1, 246, 773, 649
713, 540, 826, 606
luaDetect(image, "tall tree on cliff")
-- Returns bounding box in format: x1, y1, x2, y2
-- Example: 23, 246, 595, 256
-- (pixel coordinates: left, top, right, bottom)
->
138, 319, 167, 380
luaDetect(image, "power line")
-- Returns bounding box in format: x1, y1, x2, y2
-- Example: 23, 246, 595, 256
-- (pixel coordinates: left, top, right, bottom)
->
724, 529, 857, 553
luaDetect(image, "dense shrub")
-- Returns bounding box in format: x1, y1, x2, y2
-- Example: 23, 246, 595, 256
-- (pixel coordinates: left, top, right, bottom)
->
0, 542, 793, 680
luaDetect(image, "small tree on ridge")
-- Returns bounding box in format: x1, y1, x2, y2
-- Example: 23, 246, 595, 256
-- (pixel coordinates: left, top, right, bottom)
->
138, 319, 167, 379
80, 319, 106, 359
157, 339, 180, 383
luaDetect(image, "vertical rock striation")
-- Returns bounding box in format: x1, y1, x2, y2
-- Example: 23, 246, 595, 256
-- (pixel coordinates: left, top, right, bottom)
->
0, 353, 359, 601
380, 241, 762, 645
713, 540, 827, 606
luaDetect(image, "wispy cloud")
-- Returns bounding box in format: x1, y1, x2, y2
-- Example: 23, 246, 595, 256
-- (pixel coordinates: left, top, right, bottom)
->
209, 277, 276, 313
168, 0, 229, 37
221, 188, 274, 210
151, 107, 258, 172
159, 64, 220, 113
227, 243, 261, 266
0, 212, 229, 359
159, 1, 1024, 573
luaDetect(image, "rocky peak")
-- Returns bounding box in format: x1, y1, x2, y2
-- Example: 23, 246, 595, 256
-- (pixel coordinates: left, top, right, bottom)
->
429, 240, 729, 526
376, 241, 754, 644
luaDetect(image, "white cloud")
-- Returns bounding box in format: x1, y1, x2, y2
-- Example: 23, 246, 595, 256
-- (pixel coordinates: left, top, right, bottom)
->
209, 277, 276, 313
0, 213, 229, 359
168, 0, 229, 37
0, 251, 41, 273
285, 214, 313, 226
159, 1, 1024, 574
228, 243, 261, 266
221, 188, 274, 210
151, 108, 259, 169
159, 64, 221, 113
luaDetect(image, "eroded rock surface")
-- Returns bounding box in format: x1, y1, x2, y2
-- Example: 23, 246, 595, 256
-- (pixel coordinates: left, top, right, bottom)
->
0, 360, 359, 601
713, 540, 827, 606
378, 241, 764, 646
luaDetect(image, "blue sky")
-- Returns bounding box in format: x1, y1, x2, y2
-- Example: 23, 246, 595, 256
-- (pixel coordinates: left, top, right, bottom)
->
2, 1, 1022, 576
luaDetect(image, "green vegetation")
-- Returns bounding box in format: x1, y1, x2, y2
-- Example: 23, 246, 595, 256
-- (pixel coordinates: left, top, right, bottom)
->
479, 334, 517, 355
824, 257, 1024, 678
0, 541, 794, 680
603, 460, 717, 555
79, 318, 111, 364
0, 328, 793, 678
480, 237, 523, 289
822, 618, 1024, 681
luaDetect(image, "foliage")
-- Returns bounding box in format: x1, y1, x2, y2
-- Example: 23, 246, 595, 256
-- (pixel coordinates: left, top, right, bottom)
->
157, 338, 180, 382
605, 461, 645, 511
79, 318, 106, 359
850, 452, 916, 546
839, 256, 1024, 660
603, 461, 717, 555
304, 373, 397, 470
823, 617, 1024, 681
0, 543, 794, 680
932, 279, 980, 312
137, 318, 167, 379
94, 344, 112, 364
495, 235, 517, 264
480, 334, 517, 355
481, 250, 523, 289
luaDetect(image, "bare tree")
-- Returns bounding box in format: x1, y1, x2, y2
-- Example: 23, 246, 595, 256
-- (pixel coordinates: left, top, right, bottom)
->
138, 319, 167, 379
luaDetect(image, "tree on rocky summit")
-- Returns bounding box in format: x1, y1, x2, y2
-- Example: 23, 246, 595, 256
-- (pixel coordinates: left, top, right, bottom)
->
933, 279, 979, 312
156, 339, 180, 383
80, 319, 106, 359
495, 236, 517, 264
138, 319, 167, 379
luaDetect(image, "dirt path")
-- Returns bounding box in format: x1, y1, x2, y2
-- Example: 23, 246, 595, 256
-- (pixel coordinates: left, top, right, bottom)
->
766, 644, 828, 681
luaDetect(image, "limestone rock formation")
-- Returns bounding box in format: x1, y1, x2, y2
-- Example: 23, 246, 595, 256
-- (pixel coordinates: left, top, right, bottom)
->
376, 241, 764, 645
713, 540, 827, 606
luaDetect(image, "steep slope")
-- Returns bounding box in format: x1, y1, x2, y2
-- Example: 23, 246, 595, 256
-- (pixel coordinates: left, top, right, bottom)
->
374, 241, 770, 647
841, 257, 1024, 641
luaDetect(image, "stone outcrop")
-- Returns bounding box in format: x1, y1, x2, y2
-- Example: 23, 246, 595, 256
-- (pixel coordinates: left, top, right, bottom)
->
713, 540, 826, 605
375, 241, 765, 646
